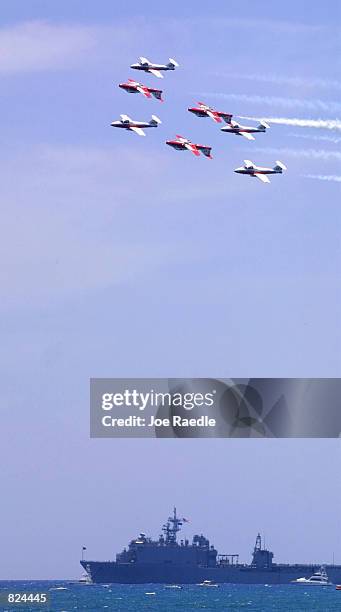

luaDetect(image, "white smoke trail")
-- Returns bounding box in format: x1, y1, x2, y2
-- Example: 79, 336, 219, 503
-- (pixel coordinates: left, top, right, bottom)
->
304, 174, 341, 182
198, 92, 341, 114
214, 73, 341, 92
238, 116, 341, 131
290, 133, 341, 144
249, 147, 341, 162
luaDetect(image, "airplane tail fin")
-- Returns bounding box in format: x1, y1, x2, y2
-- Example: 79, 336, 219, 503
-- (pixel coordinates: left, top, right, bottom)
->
150, 115, 162, 126
273, 160, 287, 172
151, 90, 163, 101
167, 58, 179, 68
257, 121, 270, 131
201, 146, 212, 159
222, 113, 233, 124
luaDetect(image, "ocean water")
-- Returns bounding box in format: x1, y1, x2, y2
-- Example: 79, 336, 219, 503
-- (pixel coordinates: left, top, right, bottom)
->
1, 581, 341, 612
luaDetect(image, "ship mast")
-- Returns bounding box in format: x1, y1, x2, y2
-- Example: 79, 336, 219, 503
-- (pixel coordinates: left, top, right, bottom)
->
162, 507, 183, 544
255, 533, 262, 552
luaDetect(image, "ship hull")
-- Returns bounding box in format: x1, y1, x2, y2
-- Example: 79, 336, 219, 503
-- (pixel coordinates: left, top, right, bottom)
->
81, 561, 341, 585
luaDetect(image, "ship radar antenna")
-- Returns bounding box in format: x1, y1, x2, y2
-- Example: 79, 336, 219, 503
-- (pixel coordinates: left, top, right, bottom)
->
162, 507, 183, 544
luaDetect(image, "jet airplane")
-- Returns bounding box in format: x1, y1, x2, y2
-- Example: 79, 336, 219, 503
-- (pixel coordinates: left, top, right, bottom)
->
130, 57, 179, 78
166, 135, 212, 158
234, 160, 287, 183
119, 79, 163, 101
221, 119, 270, 140
188, 102, 232, 124
111, 114, 161, 136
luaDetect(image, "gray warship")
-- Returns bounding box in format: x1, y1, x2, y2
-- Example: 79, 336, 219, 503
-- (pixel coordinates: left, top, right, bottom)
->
81, 508, 341, 584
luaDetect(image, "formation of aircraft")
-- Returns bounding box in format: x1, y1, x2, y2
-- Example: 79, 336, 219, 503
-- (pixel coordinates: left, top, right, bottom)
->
111, 114, 161, 136
113, 56, 287, 182
234, 160, 287, 183
188, 102, 232, 124
166, 135, 212, 158
119, 79, 163, 101
130, 57, 179, 78
221, 119, 270, 141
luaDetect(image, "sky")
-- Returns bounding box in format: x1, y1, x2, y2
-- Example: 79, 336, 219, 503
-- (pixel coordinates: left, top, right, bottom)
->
1, 1, 341, 579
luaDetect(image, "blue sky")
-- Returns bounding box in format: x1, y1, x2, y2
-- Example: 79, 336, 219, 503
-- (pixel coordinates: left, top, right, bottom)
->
1, 1, 341, 578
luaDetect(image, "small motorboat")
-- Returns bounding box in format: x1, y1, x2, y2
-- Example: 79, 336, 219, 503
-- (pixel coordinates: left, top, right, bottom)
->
292, 566, 333, 586
197, 580, 219, 587
336, 585, 341, 590
78, 573, 92, 584
49, 586, 68, 591
68, 572, 92, 585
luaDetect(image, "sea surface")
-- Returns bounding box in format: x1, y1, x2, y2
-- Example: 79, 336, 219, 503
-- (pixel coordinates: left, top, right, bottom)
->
1, 581, 341, 612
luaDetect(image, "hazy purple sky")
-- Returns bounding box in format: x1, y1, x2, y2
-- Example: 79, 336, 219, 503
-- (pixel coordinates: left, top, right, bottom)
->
1, 1, 341, 579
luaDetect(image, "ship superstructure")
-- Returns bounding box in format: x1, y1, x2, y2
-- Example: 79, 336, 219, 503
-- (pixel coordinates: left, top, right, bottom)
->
114, 508, 217, 568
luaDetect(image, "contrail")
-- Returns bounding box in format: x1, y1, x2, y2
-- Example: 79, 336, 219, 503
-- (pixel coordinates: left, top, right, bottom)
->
238, 116, 341, 131
214, 73, 341, 92
290, 133, 341, 144
249, 146, 341, 162
197, 92, 341, 114
304, 174, 341, 183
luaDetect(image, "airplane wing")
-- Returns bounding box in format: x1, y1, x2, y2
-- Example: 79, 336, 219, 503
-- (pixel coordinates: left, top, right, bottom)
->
148, 69, 163, 78
137, 86, 151, 98
120, 114, 131, 122
254, 173, 270, 183
185, 143, 200, 156
207, 110, 222, 123
176, 134, 189, 143
139, 56, 150, 65
239, 132, 255, 141
129, 126, 146, 136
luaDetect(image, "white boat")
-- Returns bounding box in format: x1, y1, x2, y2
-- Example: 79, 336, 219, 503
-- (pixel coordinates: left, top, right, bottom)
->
164, 585, 183, 589
78, 572, 92, 584
292, 566, 333, 586
197, 580, 219, 587
49, 586, 68, 591
68, 572, 92, 586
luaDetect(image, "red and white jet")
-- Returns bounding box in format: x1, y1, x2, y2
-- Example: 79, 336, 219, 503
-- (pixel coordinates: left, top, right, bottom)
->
188, 102, 232, 124
119, 79, 163, 101
130, 57, 179, 78
234, 160, 287, 183
221, 119, 270, 140
111, 114, 161, 136
166, 135, 212, 158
